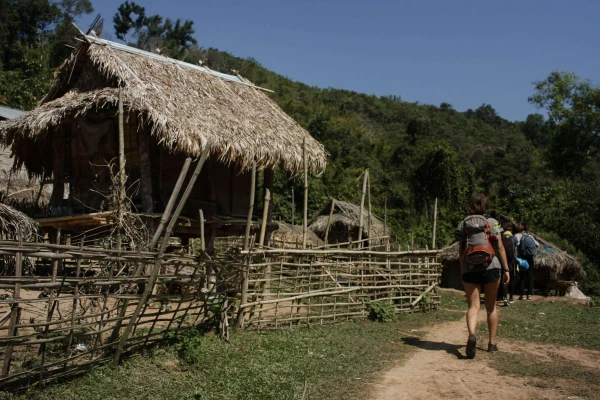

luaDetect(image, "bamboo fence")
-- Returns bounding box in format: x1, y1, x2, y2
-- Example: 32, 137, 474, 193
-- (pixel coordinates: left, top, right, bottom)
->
0, 239, 243, 390
236, 248, 441, 329
0, 238, 440, 390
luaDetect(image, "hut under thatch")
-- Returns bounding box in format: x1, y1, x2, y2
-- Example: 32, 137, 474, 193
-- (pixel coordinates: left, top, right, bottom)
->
270, 221, 324, 248
0, 35, 327, 243
309, 200, 386, 245
439, 233, 584, 293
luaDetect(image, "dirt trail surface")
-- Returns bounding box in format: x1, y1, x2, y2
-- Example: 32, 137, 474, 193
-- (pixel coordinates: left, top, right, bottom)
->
369, 309, 589, 400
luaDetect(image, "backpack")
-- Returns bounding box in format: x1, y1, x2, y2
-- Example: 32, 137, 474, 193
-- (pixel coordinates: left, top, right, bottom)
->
502, 234, 516, 262
520, 234, 537, 257
461, 215, 496, 265
516, 257, 530, 271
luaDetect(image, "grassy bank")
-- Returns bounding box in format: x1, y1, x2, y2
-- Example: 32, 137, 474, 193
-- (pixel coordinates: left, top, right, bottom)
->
4, 291, 465, 400
478, 297, 600, 399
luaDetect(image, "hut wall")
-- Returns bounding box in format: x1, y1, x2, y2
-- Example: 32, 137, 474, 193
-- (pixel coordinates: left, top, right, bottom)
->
65, 111, 141, 214
441, 261, 464, 291
157, 150, 252, 219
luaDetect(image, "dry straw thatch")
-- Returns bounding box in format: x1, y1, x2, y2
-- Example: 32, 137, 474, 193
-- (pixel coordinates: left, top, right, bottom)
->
0, 35, 327, 176
440, 233, 583, 277
271, 221, 324, 247
309, 200, 385, 239
0, 202, 38, 240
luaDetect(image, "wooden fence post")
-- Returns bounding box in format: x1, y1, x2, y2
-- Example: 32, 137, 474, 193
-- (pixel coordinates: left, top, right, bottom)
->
432, 197, 438, 249
302, 138, 308, 249
1, 232, 23, 377
323, 198, 336, 244
357, 169, 368, 247
114, 144, 211, 364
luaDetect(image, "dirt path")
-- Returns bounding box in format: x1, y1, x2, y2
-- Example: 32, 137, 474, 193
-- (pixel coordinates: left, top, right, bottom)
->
369, 309, 584, 400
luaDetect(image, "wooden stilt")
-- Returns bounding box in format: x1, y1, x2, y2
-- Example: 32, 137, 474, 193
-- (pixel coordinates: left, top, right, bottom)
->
357, 169, 368, 247
114, 144, 211, 364
324, 198, 336, 244
302, 138, 308, 249
432, 197, 438, 249
244, 163, 257, 251
149, 158, 192, 249
259, 189, 271, 246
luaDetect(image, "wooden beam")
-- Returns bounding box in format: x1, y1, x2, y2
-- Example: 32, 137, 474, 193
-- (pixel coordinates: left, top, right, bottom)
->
324, 198, 336, 244
302, 138, 308, 249
357, 169, 369, 247
243, 163, 257, 251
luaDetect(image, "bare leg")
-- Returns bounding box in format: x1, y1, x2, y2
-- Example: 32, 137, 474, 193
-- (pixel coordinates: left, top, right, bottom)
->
484, 279, 501, 345
463, 282, 481, 334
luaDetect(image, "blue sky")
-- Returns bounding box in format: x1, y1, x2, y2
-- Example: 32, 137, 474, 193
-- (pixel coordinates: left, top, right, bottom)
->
80, 0, 599, 121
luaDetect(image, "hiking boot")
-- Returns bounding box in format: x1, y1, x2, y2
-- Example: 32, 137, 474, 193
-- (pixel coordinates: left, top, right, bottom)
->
509, 297, 514, 304
466, 334, 477, 359
518, 296, 524, 300
526, 296, 532, 300
504, 299, 509, 306
488, 343, 499, 353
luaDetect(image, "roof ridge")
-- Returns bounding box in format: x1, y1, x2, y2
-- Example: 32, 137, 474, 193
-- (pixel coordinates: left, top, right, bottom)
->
85, 35, 274, 93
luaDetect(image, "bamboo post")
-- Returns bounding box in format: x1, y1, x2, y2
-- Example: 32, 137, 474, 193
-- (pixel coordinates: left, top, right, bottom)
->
291, 189, 295, 227
149, 158, 192, 249
357, 169, 369, 248
199, 209, 206, 252
117, 86, 126, 251
367, 172, 372, 249
384, 195, 388, 239
1, 232, 23, 377
432, 197, 438, 249
239, 162, 256, 328
302, 138, 308, 249
323, 198, 336, 244
244, 163, 257, 251
259, 189, 271, 246
114, 143, 211, 364
34, 172, 48, 207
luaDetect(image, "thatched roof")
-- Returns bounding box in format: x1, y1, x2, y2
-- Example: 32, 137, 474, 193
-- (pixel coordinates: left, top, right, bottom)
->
0, 202, 38, 240
309, 200, 385, 239
0, 35, 327, 176
440, 232, 583, 276
271, 221, 324, 247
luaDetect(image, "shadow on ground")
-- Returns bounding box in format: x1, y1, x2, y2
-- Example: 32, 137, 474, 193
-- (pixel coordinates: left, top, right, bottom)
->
401, 336, 468, 359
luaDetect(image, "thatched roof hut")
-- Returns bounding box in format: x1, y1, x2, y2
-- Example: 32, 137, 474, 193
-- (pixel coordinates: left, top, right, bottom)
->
0, 36, 326, 176
0, 202, 38, 240
439, 233, 583, 276
440, 231, 584, 292
270, 221, 324, 248
309, 200, 385, 244
0, 35, 327, 239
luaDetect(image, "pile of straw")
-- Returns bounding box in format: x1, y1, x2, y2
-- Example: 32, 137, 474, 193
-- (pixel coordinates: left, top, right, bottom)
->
0, 202, 38, 240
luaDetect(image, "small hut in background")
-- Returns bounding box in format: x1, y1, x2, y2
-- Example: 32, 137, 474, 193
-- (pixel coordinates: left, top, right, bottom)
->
270, 221, 324, 248
0, 35, 326, 246
0, 106, 25, 173
309, 200, 385, 245
440, 233, 584, 294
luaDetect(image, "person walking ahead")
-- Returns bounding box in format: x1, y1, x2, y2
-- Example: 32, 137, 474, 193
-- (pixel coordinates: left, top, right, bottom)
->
456, 193, 509, 359
515, 221, 538, 300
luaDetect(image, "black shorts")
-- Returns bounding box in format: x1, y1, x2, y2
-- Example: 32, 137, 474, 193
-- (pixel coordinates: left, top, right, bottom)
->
462, 268, 501, 285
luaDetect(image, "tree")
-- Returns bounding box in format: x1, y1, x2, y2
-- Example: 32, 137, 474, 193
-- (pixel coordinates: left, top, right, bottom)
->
49, 0, 94, 67
113, 1, 197, 58
521, 113, 551, 147
529, 71, 600, 181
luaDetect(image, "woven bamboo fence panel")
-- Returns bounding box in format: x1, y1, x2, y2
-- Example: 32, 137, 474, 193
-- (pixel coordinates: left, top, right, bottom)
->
0, 240, 244, 390
237, 249, 441, 329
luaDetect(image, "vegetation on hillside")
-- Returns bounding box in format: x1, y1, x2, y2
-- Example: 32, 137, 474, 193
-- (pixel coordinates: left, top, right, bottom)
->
0, 1, 599, 296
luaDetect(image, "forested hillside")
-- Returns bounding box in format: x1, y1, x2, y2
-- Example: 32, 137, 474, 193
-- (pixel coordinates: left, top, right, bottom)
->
1, 0, 598, 296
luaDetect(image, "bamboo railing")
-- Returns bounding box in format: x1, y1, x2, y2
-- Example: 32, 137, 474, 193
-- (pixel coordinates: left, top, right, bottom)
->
0, 239, 440, 390
236, 248, 441, 329
0, 239, 243, 390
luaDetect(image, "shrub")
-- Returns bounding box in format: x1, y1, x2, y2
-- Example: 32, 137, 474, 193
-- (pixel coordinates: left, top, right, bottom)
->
367, 301, 396, 322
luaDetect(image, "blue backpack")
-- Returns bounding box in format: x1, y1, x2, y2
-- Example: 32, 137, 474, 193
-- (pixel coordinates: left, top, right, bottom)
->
520, 234, 537, 257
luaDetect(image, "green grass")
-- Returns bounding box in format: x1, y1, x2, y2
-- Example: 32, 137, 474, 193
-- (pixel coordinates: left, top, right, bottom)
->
6, 291, 465, 400
491, 299, 600, 350
490, 351, 600, 399
474, 298, 600, 399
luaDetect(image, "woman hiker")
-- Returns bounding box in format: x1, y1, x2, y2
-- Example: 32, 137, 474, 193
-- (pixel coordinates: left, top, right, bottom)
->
455, 193, 510, 358
515, 221, 539, 300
